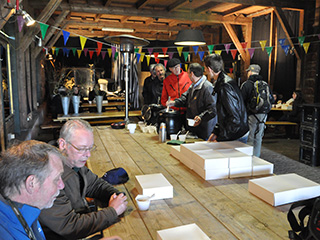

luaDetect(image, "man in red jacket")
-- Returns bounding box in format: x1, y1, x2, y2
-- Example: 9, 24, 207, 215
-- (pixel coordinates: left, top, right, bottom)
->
161, 58, 192, 113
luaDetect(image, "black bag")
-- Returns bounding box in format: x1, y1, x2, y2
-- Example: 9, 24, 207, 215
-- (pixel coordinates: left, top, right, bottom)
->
287, 196, 320, 240
248, 80, 272, 114
102, 167, 129, 185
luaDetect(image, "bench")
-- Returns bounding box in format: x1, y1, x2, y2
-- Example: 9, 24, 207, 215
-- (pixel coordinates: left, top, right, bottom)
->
265, 121, 298, 126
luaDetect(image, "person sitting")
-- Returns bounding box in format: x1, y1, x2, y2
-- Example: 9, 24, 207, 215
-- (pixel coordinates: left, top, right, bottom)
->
142, 64, 157, 105
39, 119, 127, 240
89, 83, 108, 102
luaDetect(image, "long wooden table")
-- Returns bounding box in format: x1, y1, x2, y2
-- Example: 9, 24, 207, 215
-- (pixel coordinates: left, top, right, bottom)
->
81, 102, 126, 108
87, 127, 291, 240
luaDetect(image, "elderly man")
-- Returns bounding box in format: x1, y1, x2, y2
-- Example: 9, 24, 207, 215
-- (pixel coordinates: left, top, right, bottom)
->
161, 58, 191, 113
204, 54, 249, 143
142, 64, 157, 104
166, 63, 216, 140
0, 140, 65, 240
39, 119, 127, 240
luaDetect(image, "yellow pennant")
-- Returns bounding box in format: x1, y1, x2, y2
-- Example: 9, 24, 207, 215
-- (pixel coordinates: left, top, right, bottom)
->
303, 42, 310, 54
177, 47, 183, 56
79, 36, 87, 50
140, 52, 145, 62
259, 40, 267, 51
107, 48, 112, 58
51, 47, 56, 55
146, 55, 151, 66
185, 64, 188, 71
215, 50, 222, 55
77, 50, 82, 58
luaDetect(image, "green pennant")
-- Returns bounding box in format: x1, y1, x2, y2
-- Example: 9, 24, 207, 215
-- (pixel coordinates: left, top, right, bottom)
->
298, 36, 305, 46
183, 52, 189, 62
207, 45, 214, 53
72, 48, 77, 56
134, 48, 139, 53
114, 52, 118, 60
55, 48, 60, 56
265, 46, 273, 56
39, 23, 49, 40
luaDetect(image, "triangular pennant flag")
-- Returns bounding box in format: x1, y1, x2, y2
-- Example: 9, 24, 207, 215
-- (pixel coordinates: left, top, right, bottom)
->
140, 52, 145, 62
51, 47, 56, 55
207, 45, 214, 54
83, 48, 88, 57
214, 50, 222, 55
114, 52, 118, 60
134, 48, 139, 53
147, 48, 153, 55
62, 30, 70, 46
55, 48, 60, 56
279, 38, 286, 47
17, 15, 24, 32
230, 49, 237, 60
282, 45, 290, 56
107, 48, 112, 58
96, 42, 102, 56
62, 48, 67, 56
168, 52, 174, 59
298, 36, 305, 46
229, 68, 233, 74
224, 43, 231, 54
259, 40, 267, 51
248, 48, 255, 59
136, 53, 141, 63
177, 47, 183, 57
111, 46, 116, 59
155, 58, 160, 63
192, 46, 199, 55
303, 42, 310, 54
77, 49, 82, 58
198, 51, 205, 61
72, 48, 76, 56
89, 50, 94, 59
184, 64, 188, 71
162, 47, 168, 56
183, 52, 189, 62
241, 42, 247, 50
101, 51, 106, 60
265, 46, 273, 56
164, 59, 168, 68
79, 36, 87, 50
153, 52, 159, 58
146, 55, 151, 66
65, 48, 70, 57
39, 23, 49, 40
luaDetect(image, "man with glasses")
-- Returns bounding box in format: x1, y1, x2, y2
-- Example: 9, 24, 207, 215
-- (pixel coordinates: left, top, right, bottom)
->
39, 119, 127, 240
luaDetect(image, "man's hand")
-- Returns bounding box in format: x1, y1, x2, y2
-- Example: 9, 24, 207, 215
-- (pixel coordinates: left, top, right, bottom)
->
207, 133, 217, 142
194, 116, 201, 127
109, 193, 127, 216
166, 100, 175, 107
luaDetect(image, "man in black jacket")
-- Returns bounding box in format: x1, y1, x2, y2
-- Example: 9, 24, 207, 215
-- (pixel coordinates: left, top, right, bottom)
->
204, 54, 249, 142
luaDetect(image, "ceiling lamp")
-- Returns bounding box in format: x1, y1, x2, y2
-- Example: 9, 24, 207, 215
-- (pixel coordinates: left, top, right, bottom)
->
22, 10, 35, 26
174, 29, 206, 46
102, 27, 134, 33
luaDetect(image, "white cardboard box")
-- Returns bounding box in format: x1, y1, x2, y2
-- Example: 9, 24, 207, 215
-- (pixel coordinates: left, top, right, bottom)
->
193, 163, 229, 180
217, 149, 252, 168
229, 167, 252, 178
252, 156, 274, 176
223, 141, 253, 156
135, 173, 173, 200
192, 149, 229, 169
157, 223, 210, 240
194, 141, 231, 150
170, 146, 183, 161
248, 173, 320, 206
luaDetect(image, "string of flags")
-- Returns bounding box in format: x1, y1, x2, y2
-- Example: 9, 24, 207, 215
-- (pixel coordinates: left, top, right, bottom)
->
17, 17, 319, 70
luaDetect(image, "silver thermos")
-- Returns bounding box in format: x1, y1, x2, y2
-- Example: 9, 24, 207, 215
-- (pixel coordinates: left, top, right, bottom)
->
159, 122, 166, 142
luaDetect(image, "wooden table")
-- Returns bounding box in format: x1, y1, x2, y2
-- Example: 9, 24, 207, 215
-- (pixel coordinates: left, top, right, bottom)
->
81, 102, 125, 108
87, 127, 291, 240
271, 107, 292, 111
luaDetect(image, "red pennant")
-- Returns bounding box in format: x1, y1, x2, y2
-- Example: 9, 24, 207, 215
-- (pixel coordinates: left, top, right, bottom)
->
153, 52, 159, 58
230, 49, 237, 60
229, 68, 233, 74
162, 48, 168, 56
241, 42, 247, 50
89, 50, 94, 59
155, 58, 160, 63
96, 42, 102, 56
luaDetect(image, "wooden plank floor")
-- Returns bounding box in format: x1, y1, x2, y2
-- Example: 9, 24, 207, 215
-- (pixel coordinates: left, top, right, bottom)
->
87, 127, 291, 240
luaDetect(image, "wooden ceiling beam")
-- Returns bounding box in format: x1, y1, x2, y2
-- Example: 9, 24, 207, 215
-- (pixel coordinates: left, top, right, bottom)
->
167, 0, 189, 12
223, 5, 251, 17
246, 7, 274, 18
0, 8, 15, 30
60, 4, 252, 25
194, 2, 220, 14
135, 0, 149, 9
104, 0, 112, 7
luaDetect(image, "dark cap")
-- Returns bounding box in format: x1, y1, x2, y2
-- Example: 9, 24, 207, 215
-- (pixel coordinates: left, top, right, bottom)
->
246, 64, 261, 74
167, 58, 181, 68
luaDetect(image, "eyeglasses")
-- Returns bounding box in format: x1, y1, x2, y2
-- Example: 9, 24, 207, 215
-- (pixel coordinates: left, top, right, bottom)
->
66, 141, 97, 153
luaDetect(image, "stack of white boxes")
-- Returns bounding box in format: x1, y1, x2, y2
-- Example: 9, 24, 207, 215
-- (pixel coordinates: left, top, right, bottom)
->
170, 141, 274, 180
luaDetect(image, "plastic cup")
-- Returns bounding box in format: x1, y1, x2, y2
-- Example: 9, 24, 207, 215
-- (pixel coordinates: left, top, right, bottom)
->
127, 123, 136, 134
170, 134, 177, 140
187, 118, 195, 127
179, 134, 186, 141
135, 195, 151, 211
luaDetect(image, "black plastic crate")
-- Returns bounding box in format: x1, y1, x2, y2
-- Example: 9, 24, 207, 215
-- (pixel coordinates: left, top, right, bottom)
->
299, 144, 320, 166
301, 104, 320, 127
300, 125, 319, 147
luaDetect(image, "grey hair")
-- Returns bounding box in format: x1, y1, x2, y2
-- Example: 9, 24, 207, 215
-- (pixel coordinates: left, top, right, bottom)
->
59, 119, 93, 142
0, 140, 64, 198
149, 64, 156, 73
155, 63, 166, 71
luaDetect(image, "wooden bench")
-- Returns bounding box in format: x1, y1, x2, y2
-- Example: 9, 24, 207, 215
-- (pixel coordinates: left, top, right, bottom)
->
265, 121, 298, 126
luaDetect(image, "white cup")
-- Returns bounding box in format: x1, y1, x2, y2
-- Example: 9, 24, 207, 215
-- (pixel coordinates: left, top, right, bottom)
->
179, 134, 186, 141
127, 123, 136, 134
187, 118, 195, 127
170, 134, 177, 140
135, 195, 151, 211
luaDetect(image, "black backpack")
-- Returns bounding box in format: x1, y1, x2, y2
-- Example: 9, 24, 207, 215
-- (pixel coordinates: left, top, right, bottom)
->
248, 80, 272, 114
287, 196, 320, 240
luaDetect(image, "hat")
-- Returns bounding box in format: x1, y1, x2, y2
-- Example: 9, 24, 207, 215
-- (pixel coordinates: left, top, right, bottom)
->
167, 58, 181, 68
102, 167, 129, 185
246, 64, 261, 74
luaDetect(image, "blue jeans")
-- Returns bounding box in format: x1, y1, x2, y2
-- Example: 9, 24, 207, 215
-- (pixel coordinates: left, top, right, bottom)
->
248, 114, 267, 157
237, 131, 249, 144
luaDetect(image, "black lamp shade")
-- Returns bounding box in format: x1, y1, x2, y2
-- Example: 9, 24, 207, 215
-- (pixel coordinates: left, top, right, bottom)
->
174, 29, 206, 46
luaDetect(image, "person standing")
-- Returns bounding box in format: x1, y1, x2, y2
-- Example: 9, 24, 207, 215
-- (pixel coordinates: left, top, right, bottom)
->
204, 54, 249, 143
241, 64, 274, 157
142, 64, 157, 104
0, 140, 65, 240
39, 119, 127, 240
166, 63, 216, 140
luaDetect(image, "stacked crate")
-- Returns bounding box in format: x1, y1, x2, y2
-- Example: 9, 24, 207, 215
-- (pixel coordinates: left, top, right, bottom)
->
299, 104, 320, 166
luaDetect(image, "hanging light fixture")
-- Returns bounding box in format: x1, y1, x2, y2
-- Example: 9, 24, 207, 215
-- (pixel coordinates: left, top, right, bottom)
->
174, 29, 206, 46
22, 10, 35, 26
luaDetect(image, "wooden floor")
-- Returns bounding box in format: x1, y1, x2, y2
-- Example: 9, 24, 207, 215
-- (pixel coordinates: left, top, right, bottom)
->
87, 127, 291, 240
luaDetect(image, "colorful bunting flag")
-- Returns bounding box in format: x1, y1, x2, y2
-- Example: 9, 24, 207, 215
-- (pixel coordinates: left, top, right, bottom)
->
214, 50, 222, 55
248, 48, 255, 59
101, 51, 106, 60
230, 49, 237, 60
162, 47, 168, 56
62, 30, 70, 46
282, 45, 290, 56
298, 36, 305, 46
182, 52, 189, 62
96, 42, 102, 56
83, 48, 88, 57
140, 52, 145, 62
155, 58, 160, 63
146, 55, 151, 66
111, 46, 116, 59
17, 15, 24, 32
229, 68, 233, 74
114, 52, 118, 60
259, 40, 267, 51
134, 48, 139, 53
168, 52, 174, 59
55, 48, 60, 56
164, 59, 168, 67
240, 42, 247, 50
89, 50, 94, 59
136, 53, 141, 63
107, 48, 112, 58
207, 45, 214, 54
51, 47, 56, 54
265, 46, 273, 56
184, 64, 188, 71
303, 42, 310, 53
192, 46, 199, 55
39, 23, 49, 40
153, 52, 159, 58
72, 48, 76, 56
177, 47, 183, 57
224, 43, 231, 54
77, 49, 82, 58
279, 38, 286, 46
198, 51, 205, 61
79, 36, 87, 50
147, 48, 153, 55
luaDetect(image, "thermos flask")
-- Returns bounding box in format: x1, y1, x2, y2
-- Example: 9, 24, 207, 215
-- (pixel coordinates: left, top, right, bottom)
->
159, 122, 166, 142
